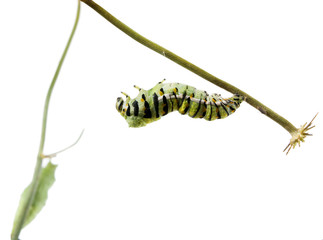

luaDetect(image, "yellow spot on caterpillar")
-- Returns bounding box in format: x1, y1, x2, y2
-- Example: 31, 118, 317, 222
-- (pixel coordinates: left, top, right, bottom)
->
190, 94, 194, 99
212, 98, 216, 103
173, 88, 177, 93
141, 98, 144, 102
159, 91, 164, 96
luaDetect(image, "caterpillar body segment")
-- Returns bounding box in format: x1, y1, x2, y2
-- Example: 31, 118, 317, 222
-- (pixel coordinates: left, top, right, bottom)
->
116, 81, 244, 127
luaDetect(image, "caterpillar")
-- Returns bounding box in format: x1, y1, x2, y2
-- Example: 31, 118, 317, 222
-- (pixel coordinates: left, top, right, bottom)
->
116, 80, 244, 127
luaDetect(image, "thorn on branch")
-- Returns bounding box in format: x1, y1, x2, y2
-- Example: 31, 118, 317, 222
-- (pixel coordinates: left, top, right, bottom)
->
42, 129, 85, 159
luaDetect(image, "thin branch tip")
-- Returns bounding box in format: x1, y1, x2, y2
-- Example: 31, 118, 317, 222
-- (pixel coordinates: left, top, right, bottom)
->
43, 129, 85, 159
284, 113, 318, 155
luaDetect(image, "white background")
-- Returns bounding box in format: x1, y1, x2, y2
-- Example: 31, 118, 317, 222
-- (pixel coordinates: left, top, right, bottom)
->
1, 0, 323, 239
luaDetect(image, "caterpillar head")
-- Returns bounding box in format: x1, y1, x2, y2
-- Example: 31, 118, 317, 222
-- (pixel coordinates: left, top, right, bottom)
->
115, 97, 124, 114
125, 116, 147, 128
115, 96, 147, 128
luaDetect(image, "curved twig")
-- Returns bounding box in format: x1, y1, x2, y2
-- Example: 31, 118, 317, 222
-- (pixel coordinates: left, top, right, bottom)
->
11, 1, 81, 239
80, 0, 316, 153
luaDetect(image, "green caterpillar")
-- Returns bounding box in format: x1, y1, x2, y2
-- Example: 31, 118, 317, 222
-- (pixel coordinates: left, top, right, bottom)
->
116, 80, 244, 127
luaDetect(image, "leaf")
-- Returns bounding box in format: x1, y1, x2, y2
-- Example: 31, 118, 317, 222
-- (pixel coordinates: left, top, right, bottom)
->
12, 162, 57, 231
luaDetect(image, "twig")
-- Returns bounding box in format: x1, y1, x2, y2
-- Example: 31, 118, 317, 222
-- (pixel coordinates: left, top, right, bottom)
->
80, 0, 318, 153
80, 0, 297, 134
11, 1, 81, 239
43, 129, 85, 159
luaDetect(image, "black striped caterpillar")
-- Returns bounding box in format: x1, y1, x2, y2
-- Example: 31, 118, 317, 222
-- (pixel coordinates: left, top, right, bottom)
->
116, 80, 244, 127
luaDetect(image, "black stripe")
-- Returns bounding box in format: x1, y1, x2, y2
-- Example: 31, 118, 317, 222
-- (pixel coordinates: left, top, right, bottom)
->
142, 94, 146, 101
162, 95, 168, 115
173, 92, 179, 108
192, 99, 202, 118
215, 102, 221, 119
180, 92, 187, 108
201, 102, 207, 118
143, 101, 152, 118
169, 95, 173, 112
182, 97, 190, 114
153, 93, 159, 118
208, 102, 212, 121
221, 102, 230, 116
126, 105, 131, 116
160, 88, 164, 95
132, 100, 139, 116
118, 100, 124, 111
229, 105, 236, 112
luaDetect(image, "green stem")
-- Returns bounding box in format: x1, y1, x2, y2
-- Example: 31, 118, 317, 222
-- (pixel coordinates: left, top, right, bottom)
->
11, 2, 81, 240
81, 0, 297, 135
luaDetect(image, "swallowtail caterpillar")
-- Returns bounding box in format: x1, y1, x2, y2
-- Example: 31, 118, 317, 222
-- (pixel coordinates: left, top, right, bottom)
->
116, 80, 244, 127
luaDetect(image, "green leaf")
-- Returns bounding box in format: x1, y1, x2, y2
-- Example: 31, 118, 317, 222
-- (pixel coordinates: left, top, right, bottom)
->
12, 162, 57, 230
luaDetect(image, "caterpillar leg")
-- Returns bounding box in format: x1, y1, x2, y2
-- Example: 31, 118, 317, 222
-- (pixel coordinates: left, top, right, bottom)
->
158, 78, 166, 84
134, 85, 144, 91
121, 91, 131, 104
